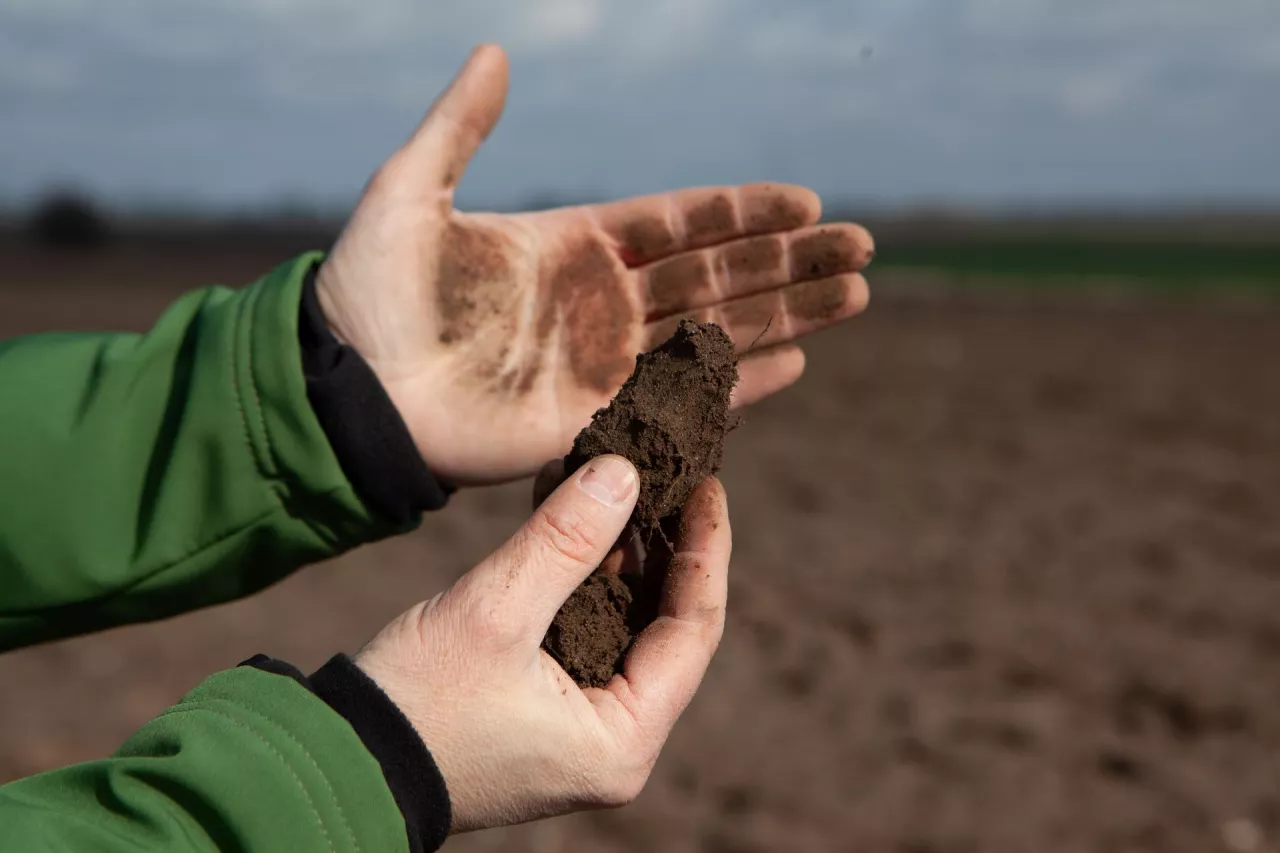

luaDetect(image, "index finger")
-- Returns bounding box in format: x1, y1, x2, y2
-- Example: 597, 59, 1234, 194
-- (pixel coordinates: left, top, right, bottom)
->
592, 184, 822, 267
607, 477, 731, 731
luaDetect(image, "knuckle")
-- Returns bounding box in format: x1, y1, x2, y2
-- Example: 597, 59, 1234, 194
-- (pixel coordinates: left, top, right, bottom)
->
696, 605, 728, 640
468, 602, 513, 646
595, 769, 649, 808
446, 580, 520, 649
588, 730, 658, 808
706, 622, 726, 657
573, 725, 647, 809
528, 503, 602, 568
411, 594, 445, 637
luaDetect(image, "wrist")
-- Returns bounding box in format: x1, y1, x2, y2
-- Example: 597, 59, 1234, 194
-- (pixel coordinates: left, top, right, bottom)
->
298, 262, 453, 520
312, 260, 356, 346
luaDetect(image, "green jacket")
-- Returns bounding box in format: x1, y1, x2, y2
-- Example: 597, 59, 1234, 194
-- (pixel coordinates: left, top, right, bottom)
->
0, 254, 432, 852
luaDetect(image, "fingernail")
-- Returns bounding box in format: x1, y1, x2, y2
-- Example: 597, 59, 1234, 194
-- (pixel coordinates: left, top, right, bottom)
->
577, 457, 637, 506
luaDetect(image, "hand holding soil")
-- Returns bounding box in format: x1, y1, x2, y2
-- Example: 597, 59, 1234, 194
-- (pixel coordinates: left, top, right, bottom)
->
315, 43, 874, 488
354, 456, 730, 834
538, 319, 739, 688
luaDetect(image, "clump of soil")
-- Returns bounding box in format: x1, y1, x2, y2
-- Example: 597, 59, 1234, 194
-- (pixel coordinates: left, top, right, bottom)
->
542, 320, 739, 688
542, 574, 635, 688
566, 319, 739, 534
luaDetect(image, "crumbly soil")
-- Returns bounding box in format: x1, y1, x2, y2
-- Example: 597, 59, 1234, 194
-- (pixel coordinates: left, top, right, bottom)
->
566, 319, 739, 535
544, 319, 740, 688
542, 573, 636, 688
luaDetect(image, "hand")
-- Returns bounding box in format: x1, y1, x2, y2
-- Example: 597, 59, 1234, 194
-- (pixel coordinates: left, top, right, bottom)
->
353, 455, 730, 832
316, 43, 874, 487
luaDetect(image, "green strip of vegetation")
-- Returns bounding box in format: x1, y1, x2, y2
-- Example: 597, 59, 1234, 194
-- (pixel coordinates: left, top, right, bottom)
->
875, 240, 1280, 288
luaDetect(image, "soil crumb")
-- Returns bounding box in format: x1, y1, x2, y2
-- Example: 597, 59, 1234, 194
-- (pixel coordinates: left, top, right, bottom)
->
543, 319, 739, 688
566, 319, 739, 534
542, 574, 635, 688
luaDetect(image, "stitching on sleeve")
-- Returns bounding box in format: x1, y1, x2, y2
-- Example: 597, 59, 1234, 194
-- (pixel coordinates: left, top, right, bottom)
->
242, 283, 279, 484
165, 699, 364, 853
230, 282, 279, 492
230, 703, 364, 853
159, 706, 338, 853
232, 262, 368, 549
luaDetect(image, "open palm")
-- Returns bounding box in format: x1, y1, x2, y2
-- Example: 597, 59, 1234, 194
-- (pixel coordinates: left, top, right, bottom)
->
317, 45, 874, 486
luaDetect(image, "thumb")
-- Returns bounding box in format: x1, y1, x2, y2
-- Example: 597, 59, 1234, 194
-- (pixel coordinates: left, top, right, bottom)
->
479, 455, 639, 637
403, 43, 510, 190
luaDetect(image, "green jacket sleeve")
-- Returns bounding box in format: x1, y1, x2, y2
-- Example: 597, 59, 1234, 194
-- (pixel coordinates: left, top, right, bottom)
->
0, 253, 404, 651
0, 665, 411, 853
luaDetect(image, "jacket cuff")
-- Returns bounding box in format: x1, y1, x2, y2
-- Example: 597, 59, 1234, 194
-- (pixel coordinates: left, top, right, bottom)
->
297, 261, 452, 523
242, 654, 452, 853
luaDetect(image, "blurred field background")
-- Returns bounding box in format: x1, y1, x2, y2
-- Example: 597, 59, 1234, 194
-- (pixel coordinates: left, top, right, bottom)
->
3, 1, 1280, 851
3, 205, 1278, 853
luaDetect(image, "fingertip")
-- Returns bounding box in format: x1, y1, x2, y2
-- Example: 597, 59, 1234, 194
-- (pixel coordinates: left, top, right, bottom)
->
797, 185, 823, 224
467, 43, 510, 121
453, 44, 509, 140
470, 43, 509, 65
781, 344, 807, 381
692, 472, 726, 503
411, 42, 510, 182
731, 344, 805, 408
851, 222, 876, 262
573, 454, 640, 511
590, 453, 638, 475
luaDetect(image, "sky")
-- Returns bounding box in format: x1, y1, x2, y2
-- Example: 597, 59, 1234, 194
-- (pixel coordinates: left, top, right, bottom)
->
2, 0, 1279, 213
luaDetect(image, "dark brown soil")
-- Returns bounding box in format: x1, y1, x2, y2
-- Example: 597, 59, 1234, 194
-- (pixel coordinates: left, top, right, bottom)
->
542, 573, 635, 688
545, 319, 740, 687
565, 319, 739, 535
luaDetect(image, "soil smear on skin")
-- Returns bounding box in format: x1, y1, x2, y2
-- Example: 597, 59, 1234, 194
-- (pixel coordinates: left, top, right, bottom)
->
542, 319, 739, 688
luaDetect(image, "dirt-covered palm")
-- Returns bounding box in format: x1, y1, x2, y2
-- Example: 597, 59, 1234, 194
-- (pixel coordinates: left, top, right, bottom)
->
316, 45, 875, 487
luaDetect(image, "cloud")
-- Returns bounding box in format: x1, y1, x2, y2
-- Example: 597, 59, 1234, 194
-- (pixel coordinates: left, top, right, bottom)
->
0, 0, 1277, 209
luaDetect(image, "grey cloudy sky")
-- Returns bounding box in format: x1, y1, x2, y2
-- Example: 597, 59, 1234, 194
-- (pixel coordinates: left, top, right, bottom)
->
2, 0, 1279, 211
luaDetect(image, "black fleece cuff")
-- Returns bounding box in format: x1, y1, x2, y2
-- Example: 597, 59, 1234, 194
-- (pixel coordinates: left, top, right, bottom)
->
297, 261, 453, 523
241, 654, 452, 853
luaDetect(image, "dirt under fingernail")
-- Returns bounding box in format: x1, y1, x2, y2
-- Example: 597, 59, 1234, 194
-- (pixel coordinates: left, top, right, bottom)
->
541, 319, 739, 688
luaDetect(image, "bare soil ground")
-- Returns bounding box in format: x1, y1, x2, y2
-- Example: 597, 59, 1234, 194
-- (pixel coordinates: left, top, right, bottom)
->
2, 241, 1278, 853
